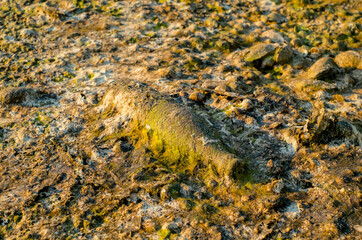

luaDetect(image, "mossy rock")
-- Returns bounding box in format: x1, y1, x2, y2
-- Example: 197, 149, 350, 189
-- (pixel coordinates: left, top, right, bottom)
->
100, 83, 246, 183
242, 44, 277, 62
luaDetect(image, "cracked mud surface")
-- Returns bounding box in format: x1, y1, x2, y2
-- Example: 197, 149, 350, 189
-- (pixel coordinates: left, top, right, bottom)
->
0, 0, 361, 239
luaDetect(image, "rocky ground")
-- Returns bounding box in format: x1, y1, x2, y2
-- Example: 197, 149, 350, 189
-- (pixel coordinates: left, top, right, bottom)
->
0, 0, 361, 239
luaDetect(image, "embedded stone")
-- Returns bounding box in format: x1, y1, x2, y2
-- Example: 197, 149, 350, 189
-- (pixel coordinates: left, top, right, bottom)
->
335, 51, 362, 69
242, 44, 277, 62
307, 57, 338, 80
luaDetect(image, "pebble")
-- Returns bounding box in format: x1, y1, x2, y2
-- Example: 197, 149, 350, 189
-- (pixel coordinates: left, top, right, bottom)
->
189, 91, 206, 102
261, 30, 285, 43
307, 57, 338, 80
274, 45, 293, 64
335, 51, 362, 69
240, 98, 254, 111
242, 44, 277, 63
20, 29, 38, 38
353, 225, 362, 233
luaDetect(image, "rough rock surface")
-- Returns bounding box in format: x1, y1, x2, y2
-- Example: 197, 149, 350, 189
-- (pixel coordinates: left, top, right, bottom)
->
307, 57, 339, 80
261, 30, 286, 43
242, 43, 277, 62
335, 50, 362, 69
0, 0, 361, 239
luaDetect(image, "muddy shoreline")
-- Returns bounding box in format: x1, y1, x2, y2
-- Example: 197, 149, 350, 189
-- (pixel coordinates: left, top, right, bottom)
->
0, 0, 361, 239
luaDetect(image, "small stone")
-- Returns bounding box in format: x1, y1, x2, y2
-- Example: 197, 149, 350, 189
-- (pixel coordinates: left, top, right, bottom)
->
189, 91, 206, 102
20, 29, 38, 38
273, 180, 285, 194
274, 45, 293, 64
240, 99, 254, 111
261, 30, 285, 43
180, 183, 193, 197
291, 38, 303, 47
353, 225, 362, 233
350, 69, 362, 83
335, 51, 362, 69
214, 84, 232, 94
245, 116, 257, 125
268, 12, 287, 23
242, 44, 277, 62
307, 57, 338, 80
309, 47, 322, 59
262, 55, 275, 68
292, 55, 306, 69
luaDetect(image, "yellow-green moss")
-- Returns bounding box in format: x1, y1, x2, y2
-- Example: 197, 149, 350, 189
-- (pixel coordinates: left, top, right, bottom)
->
158, 228, 171, 239
97, 84, 246, 183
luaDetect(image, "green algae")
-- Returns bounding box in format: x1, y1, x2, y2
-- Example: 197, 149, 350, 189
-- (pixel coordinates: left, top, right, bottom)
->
100, 84, 246, 183
158, 228, 171, 239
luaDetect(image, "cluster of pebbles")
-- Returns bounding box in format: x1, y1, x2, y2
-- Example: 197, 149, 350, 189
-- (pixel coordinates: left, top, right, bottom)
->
0, 0, 361, 239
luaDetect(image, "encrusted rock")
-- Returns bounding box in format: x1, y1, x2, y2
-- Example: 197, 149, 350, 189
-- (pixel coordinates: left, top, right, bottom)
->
354, 225, 362, 233
214, 84, 233, 95
261, 30, 285, 43
307, 57, 339, 80
335, 51, 362, 69
20, 29, 38, 38
350, 69, 362, 83
240, 98, 254, 111
102, 83, 245, 182
225, 76, 250, 94
268, 12, 287, 23
274, 45, 293, 64
189, 91, 206, 102
242, 44, 277, 62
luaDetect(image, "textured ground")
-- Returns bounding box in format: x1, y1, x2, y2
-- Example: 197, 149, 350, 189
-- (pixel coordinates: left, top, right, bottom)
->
0, 0, 361, 239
